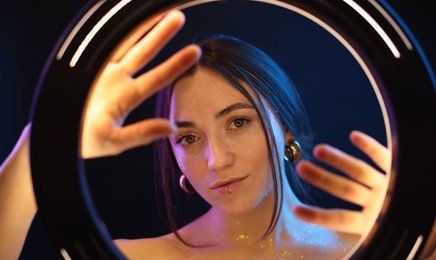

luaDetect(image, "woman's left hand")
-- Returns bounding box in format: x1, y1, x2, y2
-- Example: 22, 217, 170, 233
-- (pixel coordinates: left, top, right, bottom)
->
293, 130, 390, 235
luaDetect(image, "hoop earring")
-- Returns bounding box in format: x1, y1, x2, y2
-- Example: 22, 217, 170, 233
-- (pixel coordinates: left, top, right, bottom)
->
179, 175, 196, 194
285, 140, 302, 164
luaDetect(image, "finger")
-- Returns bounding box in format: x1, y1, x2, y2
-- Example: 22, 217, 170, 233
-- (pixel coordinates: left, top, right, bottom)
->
293, 205, 365, 235
313, 144, 385, 188
296, 161, 372, 206
108, 118, 175, 154
350, 130, 391, 172
119, 9, 186, 75
128, 44, 200, 108
110, 13, 166, 62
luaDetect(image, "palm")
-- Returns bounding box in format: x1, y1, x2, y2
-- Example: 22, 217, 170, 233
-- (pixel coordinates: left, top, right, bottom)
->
81, 10, 200, 158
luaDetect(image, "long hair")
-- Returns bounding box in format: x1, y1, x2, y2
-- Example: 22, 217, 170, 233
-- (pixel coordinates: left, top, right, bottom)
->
154, 34, 313, 245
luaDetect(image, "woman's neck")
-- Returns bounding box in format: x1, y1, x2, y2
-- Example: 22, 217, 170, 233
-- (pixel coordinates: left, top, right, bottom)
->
198, 180, 303, 249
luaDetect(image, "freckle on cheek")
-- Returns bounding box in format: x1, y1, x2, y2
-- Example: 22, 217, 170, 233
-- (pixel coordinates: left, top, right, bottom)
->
246, 137, 258, 151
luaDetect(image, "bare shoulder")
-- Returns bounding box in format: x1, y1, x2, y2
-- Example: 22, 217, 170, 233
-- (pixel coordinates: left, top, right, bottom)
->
114, 233, 188, 260
291, 223, 362, 259
114, 215, 208, 259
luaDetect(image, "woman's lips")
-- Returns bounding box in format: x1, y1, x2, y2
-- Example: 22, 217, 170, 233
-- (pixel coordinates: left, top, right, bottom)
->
210, 176, 248, 194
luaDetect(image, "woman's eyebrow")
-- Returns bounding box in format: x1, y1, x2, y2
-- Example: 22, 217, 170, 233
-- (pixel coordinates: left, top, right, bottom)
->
215, 103, 254, 119
175, 103, 254, 128
175, 121, 195, 128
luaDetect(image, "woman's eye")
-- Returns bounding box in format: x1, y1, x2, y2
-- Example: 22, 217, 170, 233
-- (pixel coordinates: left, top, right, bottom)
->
229, 118, 249, 129
176, 135, 198, 146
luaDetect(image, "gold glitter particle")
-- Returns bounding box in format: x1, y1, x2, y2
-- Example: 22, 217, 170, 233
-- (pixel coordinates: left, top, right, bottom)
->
236, 234, 249, 240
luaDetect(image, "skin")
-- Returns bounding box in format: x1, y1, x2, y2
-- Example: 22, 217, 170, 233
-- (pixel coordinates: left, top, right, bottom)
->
0, 124, 35, 260
169, 68, 276, 216
0, 9, 392, 260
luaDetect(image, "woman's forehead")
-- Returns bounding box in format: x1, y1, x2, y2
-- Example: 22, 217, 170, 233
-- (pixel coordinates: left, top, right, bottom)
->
170, 68, 254, 112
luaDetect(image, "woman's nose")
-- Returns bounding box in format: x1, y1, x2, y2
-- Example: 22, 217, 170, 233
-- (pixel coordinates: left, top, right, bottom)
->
206, 138, 233, 171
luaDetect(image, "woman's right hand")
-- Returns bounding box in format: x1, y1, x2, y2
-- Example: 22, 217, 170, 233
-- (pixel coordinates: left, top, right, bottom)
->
82, 9, 200, 159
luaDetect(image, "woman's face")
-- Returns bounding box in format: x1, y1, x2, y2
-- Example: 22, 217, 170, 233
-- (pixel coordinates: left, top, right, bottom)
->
169, 67, 286, 215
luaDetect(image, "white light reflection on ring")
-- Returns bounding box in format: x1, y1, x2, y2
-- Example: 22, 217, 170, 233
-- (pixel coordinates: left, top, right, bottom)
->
406, 235, 424, 260
368, 0, 413, 50
56, 0, 106, 61
69, 0, 132, 67
60, 248, 73, 260
343, 0, 401, 58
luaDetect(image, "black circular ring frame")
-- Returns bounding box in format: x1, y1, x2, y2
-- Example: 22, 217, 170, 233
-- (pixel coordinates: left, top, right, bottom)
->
29, 0, 435, 259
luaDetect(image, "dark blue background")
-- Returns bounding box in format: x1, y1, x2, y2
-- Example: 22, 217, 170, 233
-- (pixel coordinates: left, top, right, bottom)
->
0, 1, 434, 259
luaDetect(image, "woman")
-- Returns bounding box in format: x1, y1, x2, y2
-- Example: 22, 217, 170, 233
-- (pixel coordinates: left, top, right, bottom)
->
107, 10, 387, 259
0, 10, 388, 259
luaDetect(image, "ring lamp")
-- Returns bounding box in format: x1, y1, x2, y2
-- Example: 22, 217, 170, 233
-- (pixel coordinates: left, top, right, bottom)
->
29, 0, 435, 259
